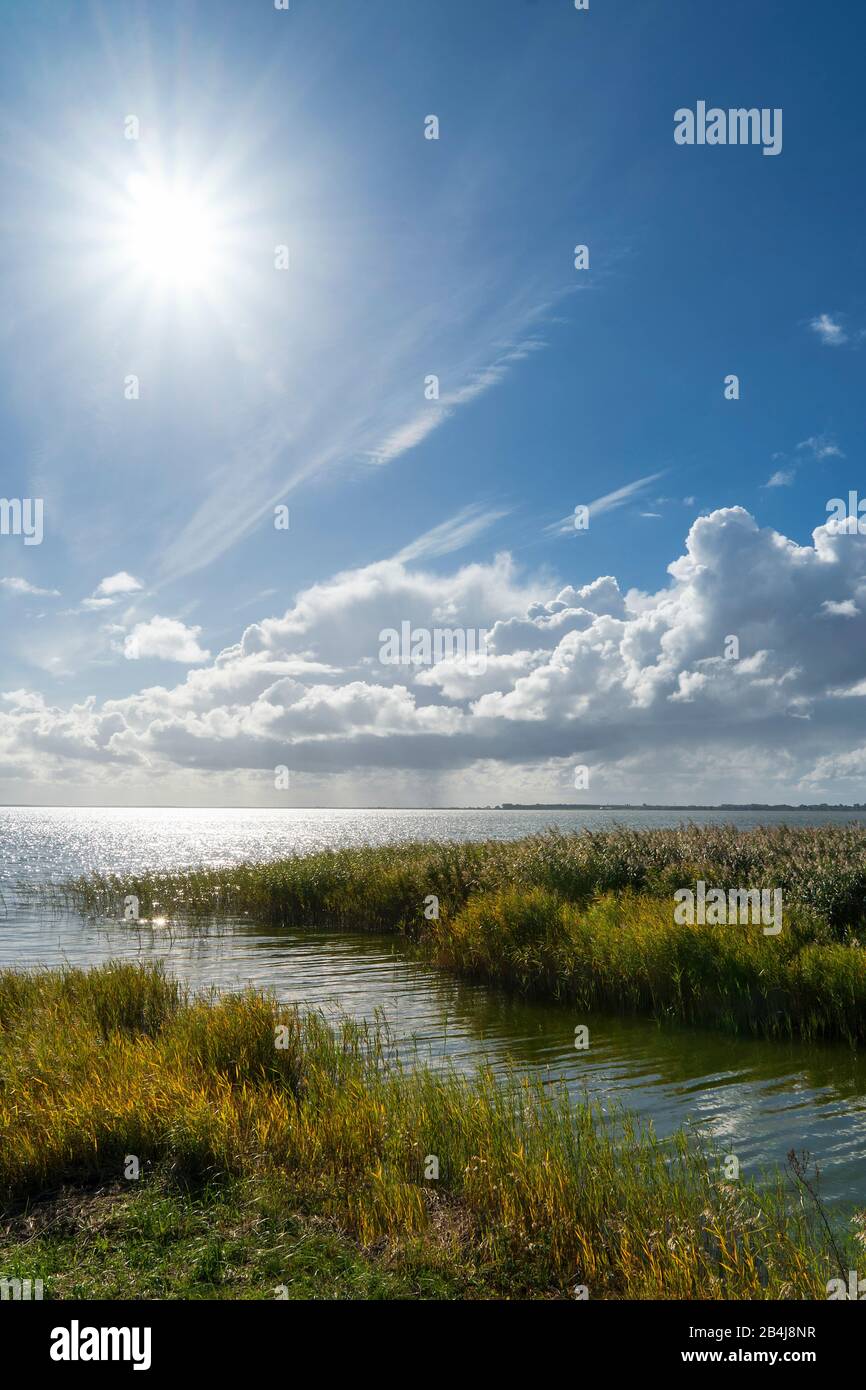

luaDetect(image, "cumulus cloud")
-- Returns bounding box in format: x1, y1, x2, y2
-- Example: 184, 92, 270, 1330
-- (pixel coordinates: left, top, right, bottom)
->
122, 617, 210, 664
6, 506, 866, 803
78, 572, 145, 613
95, 571, 143, 597
821, 599, 859, 618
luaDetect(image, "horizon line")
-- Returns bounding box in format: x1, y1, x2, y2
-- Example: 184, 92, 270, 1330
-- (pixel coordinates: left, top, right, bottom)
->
2, 803, 866, 812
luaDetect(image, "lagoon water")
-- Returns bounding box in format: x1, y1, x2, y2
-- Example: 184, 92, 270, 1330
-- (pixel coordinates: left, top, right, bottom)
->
3, 805, 866, 1208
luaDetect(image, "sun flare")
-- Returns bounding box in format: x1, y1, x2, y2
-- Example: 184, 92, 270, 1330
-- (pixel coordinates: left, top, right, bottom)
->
117, 173, 222, 290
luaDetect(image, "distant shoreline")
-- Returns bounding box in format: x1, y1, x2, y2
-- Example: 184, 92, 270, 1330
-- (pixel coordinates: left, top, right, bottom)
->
2, 803, 866, 813
494, 803, 866, 811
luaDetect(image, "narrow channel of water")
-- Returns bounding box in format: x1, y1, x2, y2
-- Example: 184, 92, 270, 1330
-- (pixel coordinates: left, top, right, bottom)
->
8, 906, 865, 1210
3, 807, 865, 1212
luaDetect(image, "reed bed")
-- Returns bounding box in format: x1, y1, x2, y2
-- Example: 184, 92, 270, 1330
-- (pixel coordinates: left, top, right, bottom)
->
65, 823, 866, 935
62, 825, 866, 1041
429, 888, 866, 1043
0, 962, 855, 1299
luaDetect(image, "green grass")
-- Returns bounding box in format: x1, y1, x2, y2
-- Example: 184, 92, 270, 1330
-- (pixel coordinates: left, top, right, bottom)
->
63, 825, 866, 1042
0, 1181, 487, 1300
0, 961, 859, 1300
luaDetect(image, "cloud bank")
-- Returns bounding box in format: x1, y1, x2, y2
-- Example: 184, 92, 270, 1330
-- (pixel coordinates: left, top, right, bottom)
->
4, 506, 866, 805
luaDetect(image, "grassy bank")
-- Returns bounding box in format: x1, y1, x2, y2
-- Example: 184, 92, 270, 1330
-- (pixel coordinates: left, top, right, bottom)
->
66, 825, 866, 1042
428, 888, 866, 1043
0, 962, 857, 1300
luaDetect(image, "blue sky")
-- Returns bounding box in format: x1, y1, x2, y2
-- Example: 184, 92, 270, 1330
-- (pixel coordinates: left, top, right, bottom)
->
1, 0, 865, 806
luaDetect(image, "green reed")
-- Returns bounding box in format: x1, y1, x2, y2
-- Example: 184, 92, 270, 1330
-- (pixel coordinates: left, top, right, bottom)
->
61, 825, 866, 1041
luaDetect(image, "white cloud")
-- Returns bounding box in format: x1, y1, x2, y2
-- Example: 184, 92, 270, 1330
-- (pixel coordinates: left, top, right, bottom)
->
7, 505, 866, 803
74, 572, 146, 613
809, 313, 847, 347
394, 504, 509, 563
123, 616, 210, 664
546, 472, 667, 536
369, 339, 548, 466
152, 275, 563, 587
1, 577, 60, 597
94, 572, 143, 597
764, 434, 844, 489
797, 435, 844, 460
821, 599, 859, 618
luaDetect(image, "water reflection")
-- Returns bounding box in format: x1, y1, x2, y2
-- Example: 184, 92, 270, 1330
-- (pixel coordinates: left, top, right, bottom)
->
7, 908, 863, 1210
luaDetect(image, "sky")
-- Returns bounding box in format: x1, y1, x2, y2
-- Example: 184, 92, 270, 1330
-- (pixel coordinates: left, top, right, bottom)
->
1, 0, 866, 807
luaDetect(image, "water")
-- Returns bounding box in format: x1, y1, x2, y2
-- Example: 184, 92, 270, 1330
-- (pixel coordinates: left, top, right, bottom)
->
3, 805, 866, 1208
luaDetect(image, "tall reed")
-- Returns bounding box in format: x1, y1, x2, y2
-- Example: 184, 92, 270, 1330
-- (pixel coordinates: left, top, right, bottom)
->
62, 825, 866, 1041
0, 961, 854, 1299
66, 824, 866, 936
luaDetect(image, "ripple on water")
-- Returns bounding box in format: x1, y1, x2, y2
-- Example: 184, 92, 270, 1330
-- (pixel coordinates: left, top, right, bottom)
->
3, 805, 866, 1210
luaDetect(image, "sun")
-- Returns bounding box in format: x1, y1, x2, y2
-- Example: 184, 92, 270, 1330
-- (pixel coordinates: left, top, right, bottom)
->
117, 173, 222, 290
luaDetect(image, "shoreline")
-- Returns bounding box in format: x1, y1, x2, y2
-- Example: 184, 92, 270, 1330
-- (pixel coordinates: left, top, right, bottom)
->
0, 961, 853, 1301
65, 824, 866, 1045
